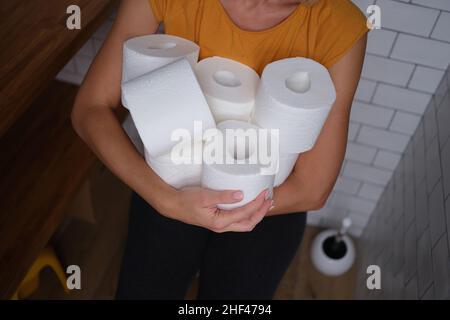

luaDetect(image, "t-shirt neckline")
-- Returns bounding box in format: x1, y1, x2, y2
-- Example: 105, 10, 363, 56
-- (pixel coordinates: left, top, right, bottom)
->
215, 0, 305, 35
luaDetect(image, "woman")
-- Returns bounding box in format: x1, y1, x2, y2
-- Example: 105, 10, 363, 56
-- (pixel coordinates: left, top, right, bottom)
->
72, 0, 367, 299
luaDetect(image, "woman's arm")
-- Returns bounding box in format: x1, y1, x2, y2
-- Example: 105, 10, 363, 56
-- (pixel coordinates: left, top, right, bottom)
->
72, 0, 177, 214
72, 0, 272, 232
270, 34, 367, 215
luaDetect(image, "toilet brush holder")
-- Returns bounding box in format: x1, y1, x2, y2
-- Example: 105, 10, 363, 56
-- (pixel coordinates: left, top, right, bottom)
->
310, 218, 356, 277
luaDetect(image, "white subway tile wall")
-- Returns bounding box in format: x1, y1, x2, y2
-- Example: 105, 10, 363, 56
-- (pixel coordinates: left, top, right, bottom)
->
373, 149, 402, 170
356, 67, 450, 300
355, 79, 378, 101
373, 84, 431, 114
358, 183, 385, 201
432, 11, 450, 42
366, 29, 397, 56
332, 193, 377, 214
389, 111, 422, 135
409, 66, 446, 93
357, 126, 410, 152
334, 177, 362, 195
350, 101, 395, 128
348, 122, 361, 141
56, 1, 449, 237
391, 34, 450, 69
412, 0, 450, 11
343, 161, 393, 185
346, 142, 378, 164
376, 0, 440, 36
361, 54, 415, 86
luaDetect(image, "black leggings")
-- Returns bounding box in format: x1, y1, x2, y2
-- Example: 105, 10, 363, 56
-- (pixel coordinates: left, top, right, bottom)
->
116, 192, 307, 300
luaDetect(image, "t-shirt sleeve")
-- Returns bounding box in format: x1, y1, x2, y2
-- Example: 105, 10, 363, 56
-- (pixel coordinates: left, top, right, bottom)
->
148, 0, 167, 23
314, 0, 369, 68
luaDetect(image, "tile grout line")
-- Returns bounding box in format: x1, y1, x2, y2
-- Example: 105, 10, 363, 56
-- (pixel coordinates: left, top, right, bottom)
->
381, 25, 450, 46
428, 10, 442, 38
398, 1, 450, 13
367, 51, 449, 72
355, 94, 432, 117
387, 30, 400, 57
405, 64, 418, 88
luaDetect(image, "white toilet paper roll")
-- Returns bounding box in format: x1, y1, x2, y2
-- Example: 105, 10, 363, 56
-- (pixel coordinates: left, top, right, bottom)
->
122, 58, 216, 158
122, 34, 200, 83
144, 141, 203, 189
274, 153, 299, 187
201, 120, 275, 210
195, 57, 260, 123
122, 114, 144, 155
121, 35, 199, 151
253, 58, 336, 153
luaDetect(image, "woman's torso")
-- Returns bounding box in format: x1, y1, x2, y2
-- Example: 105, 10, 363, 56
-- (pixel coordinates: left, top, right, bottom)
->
148, 0, 368, 73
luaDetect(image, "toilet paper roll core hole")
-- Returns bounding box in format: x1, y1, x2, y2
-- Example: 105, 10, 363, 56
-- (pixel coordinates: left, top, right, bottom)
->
228, 138, 257, 161
147, 42, 177, 50
285, 71, 311, 93
213, 71, 242, 88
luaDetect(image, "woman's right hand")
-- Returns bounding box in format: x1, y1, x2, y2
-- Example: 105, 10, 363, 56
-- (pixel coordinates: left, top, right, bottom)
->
166, 188, 273, 233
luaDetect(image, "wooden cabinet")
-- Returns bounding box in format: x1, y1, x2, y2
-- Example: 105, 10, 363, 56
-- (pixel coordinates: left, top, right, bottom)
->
0, 0, 118, 299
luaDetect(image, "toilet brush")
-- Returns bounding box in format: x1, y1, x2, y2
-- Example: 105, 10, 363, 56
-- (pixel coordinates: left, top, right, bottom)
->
310, 217, 356, 276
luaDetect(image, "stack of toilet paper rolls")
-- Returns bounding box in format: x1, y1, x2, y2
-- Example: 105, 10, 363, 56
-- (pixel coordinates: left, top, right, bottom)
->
144, 140, 204, 189
253, 58, 336, 186
121, 35, 215, 188
121, 34, 264, 191
121, 34, 201, 156
122, 34, 200, 83
121, 34, 336, 207
195, 57, 259, 123
201, 120, 276, 210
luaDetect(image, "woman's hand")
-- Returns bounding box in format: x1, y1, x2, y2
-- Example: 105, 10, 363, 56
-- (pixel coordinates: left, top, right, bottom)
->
167, 188, 273, 233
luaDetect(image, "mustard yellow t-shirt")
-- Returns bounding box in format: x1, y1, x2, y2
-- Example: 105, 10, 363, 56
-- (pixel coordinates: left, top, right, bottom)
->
148, 0, 368, 74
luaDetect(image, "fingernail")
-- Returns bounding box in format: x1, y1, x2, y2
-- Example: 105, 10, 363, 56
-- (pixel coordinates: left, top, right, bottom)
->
264, 189, 270, 198
233, 191, 243, 200
269, 205, 276, 211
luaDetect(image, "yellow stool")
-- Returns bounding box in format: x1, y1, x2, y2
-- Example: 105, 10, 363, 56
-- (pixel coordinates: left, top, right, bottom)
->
12, 246, 69, 299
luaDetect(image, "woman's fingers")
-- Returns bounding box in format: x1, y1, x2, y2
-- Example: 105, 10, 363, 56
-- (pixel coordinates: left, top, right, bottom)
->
208, 189, 270, 232
225, 189, 268, 216
221, 198, 273, 233
200, 189, 244, 207
177, 187, 272, 233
